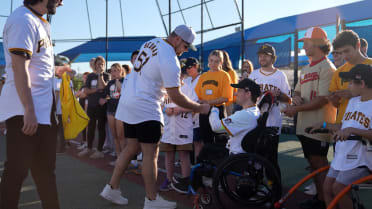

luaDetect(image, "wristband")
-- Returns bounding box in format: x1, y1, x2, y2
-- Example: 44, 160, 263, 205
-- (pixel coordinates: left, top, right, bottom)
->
322, 122, 327, 129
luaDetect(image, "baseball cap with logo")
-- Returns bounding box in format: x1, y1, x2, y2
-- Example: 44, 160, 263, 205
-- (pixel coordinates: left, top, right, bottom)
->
257, 44, 276, 57
339, 64, 372, 86
231, 78, 261, 99
298, 27, 329, 46
173, 25, 197, 51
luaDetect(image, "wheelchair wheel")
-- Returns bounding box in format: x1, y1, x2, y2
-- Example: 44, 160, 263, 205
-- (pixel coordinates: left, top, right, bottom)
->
212, 153, 282, 209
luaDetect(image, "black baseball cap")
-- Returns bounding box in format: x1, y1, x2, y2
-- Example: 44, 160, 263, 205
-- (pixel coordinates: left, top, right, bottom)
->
231, 78, 261, 98
55, 55, 70, 66
339, 64, 372, 86
257, 44, 276, 57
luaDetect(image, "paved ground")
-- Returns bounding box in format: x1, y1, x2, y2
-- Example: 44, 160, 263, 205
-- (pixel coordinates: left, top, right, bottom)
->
0, 134, 370, 209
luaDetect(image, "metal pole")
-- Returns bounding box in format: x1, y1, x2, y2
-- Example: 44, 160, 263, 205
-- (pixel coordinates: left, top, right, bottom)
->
200, 0, 204, 71
155, 0, 169, 36
241, 0, 244, 68
105, 0, 109, 71
10, 0, 14, 13
169, 0, 171, 35
293, 30, 299, 131
119, 0, 125, 37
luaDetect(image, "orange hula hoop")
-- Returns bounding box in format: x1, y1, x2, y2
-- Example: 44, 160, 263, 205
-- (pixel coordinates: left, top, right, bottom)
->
274, 165, 330, 208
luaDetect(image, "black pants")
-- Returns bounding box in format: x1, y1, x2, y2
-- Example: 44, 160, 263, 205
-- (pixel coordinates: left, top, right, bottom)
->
0, 115, 60, 209
56, 114, 65, 153
87, 106, 107, 151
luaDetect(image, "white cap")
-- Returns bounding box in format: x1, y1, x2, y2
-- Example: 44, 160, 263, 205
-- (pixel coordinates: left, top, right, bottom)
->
173, 25, 197, 51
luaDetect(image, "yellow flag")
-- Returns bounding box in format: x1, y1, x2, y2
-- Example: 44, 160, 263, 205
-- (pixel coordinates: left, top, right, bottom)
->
60, 72, 89, 139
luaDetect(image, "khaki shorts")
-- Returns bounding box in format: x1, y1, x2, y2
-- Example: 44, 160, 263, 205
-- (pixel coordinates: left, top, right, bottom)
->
160, 142, 193, 152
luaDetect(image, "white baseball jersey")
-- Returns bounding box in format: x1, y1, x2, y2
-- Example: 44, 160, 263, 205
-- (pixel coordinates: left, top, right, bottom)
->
249, 69, 291, 132
184, 75, 200, 128
115, 38, 181, 124
331, 96, 372, 171
161, 82, 198, 145
222, 106, 260, 154
0, 6, 54, 124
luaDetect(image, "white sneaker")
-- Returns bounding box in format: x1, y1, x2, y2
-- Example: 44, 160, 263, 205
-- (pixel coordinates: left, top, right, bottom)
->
90, 150, 104, 159
304, 182, 317, 195
77, 148, 91, 157
202, 176, 213, 188
109, 160, 116, 166
143, 194, 176, 209
77, 142, 87, 150
100, 184, 128, 205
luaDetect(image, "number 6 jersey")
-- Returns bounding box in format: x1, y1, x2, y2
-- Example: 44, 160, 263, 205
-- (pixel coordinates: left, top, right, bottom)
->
115, 38, 181, 125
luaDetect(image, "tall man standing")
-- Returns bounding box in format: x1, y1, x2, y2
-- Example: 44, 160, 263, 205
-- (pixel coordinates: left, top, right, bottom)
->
100, 25, 210, 209
0, 0, 63, 208
282, 27, 337, 209
249, 44, 291, 178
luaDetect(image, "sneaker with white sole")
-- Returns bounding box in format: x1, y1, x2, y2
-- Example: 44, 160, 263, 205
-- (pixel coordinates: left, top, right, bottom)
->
100, 184, 128, 205
143, 194, 176, 209
77, 148, 91, 157
304, 182, 317, 195
77, 142, 87, 150
90, 150, 104, 159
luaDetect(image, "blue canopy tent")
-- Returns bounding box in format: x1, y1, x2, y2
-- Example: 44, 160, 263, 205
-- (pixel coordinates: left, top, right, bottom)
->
59, 36, 156, 62
181, 0, 372, 69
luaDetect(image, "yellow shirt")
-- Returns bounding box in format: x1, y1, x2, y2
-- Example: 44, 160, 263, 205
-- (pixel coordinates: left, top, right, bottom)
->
195, 70, 233, 106
227, 69, 238, 105
295, 58, 337, 142
329, 58, 372, 123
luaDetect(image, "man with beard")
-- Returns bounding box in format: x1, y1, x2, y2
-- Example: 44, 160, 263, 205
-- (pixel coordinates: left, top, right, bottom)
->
0, 0, 63, 208
249, 44, 291, 179
282, 27, 337, 209
100, 25, 210, 209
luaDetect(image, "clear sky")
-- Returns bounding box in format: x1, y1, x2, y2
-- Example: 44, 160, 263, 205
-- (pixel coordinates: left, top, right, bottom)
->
0, 0, 362, 72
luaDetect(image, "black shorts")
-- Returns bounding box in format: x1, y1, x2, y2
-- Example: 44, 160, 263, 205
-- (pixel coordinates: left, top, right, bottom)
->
124, 120, 163, 143
297, 135, 329, 158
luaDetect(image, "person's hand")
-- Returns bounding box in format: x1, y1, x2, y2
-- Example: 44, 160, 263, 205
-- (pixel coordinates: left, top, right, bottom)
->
198, 104, 211, 115
22, 109, 38, 136
281, 105, 298, 117
199, 100, 208, 104
99, 98, 107, 106
271, 89, 281, 97
334, 90, 352, 99
327, 92, 341, 107
165, 107, 174, 116
173, 107, 182, 115
332, 128, 353, 141
292, 96, 303, 106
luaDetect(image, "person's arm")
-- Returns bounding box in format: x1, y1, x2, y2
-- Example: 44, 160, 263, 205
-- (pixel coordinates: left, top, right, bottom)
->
209, 107, 227, 133
166, 87, 210, 114
97, 73, 107, 90
84, 75, 98, 95
116, 79, 122, 92
11, 53, 38, 135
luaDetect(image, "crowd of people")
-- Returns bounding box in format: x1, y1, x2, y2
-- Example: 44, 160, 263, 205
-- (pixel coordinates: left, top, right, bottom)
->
0, 1, 371, 209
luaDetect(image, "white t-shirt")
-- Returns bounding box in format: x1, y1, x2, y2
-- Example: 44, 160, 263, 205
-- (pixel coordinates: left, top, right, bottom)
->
161, 82, 198, 145
331, 96, 372, 171
249, 69, 291, 132
115, 38, 181, 125
184, 75, 200, 128
223, 106, 260, 154
0, 6, 54, 125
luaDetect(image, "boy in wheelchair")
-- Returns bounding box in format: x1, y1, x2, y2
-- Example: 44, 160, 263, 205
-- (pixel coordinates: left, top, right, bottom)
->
307, 64, 372, 209
181, 79, 282, 204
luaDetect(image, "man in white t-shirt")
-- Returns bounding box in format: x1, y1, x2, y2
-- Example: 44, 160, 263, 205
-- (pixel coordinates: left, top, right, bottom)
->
0, 1, 63, 208
249, 44, 291, 177
307, 64, 372, 209
100, 25, 210, 209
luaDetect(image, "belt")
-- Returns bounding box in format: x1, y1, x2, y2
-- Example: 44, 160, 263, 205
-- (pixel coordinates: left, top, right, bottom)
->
347, 136, 367, 145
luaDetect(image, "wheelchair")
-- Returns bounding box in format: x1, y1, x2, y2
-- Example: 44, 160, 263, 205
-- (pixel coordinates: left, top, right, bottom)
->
189, 92, 283, 209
